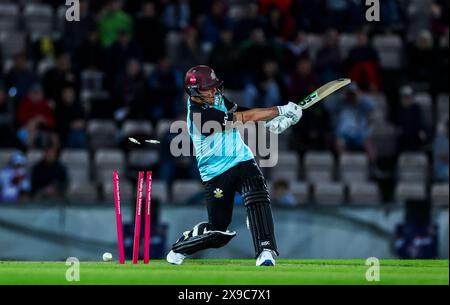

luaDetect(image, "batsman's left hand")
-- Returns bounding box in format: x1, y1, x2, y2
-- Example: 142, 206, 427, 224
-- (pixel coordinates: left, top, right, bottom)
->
265, 116, 293, 134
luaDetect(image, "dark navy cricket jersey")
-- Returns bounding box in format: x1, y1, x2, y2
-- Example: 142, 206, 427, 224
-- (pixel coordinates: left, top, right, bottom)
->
187, 94, 254, 182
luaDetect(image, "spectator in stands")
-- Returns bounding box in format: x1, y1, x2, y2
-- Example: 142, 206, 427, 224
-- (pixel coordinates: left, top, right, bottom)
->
243, 60, 284, 108
43, 52, 78, 102
16, 84, 58, 149
148, 56, 183, 121
325, 83, 376, 162
406, 30, 438, 91
265, 4, 296, 41
291, 0, 327, 33
113, 59, 149, 121
289, 102, 333, 156
431, 0, 449, 37
199, 0, 231, 47
283, 30, 310, 73
172, 27, 207, 75
4, 53, 39, 100
98, 0, 133, 48
135, 1, 167, 63
0, 84, 19, 148
208, 29, 241, 89
31, 145, 68, 200
63, 0, 96, 52
345, 31, 381, 92
285, 58, 320, 102
0, 151, 31, 203
106, 29, 143, 79
315, 29, 343, 83
239, 28, 278, 83
232, 2, 267, 43
77, 27, 105, 70
271, 179, 297, 206
433, 118, 449, 182
395, 85, 429, 152
55, 85, 87, 148
160, 0, 190, 31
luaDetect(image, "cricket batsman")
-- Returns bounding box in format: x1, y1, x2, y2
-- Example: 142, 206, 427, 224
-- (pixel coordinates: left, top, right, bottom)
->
166, 65, 302, 266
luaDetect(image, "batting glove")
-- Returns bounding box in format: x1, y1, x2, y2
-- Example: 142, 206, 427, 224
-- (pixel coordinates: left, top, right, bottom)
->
277, 102, 303, 124
265, 116, 294, 134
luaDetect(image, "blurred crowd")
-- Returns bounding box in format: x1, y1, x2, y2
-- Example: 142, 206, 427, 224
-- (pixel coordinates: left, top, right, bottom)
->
0, 0, 448, 204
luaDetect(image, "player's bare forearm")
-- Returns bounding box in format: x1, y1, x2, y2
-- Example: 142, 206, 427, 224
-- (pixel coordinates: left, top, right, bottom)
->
233, 107, 279, 123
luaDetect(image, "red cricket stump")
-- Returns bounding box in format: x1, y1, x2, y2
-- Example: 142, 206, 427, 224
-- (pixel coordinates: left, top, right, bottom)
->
113, 170, 125, 264
132, 171, 145, 264
144, 171, 152, 264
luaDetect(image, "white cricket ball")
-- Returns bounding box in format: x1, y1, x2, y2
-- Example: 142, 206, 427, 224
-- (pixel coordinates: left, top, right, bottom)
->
102, 252, 113, 262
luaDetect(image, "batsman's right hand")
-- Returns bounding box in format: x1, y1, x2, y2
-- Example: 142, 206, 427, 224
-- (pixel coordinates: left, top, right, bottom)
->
277, 102, 303, 124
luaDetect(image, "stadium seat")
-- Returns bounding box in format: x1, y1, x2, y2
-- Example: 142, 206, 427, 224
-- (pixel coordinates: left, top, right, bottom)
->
348, 182, 380, 205
172, 180, 203, 204
156, 119, 173, 139
81, 70, 105, 91
102, 179, 133, 202
290, 181, 309, 205
372, 34, 403, 69
87, 120, 118, 149
339, 153, 368, 182
368, 93, 388, 122
270, 152, 299, 181
313, 182, 344, 205
339, 33, 357, 58
60, 149, 89, 165
0, 31, 26, 58
304, 152, 334, 182
228, 4, 245, 21
27, 150, 43, 167
122, 120, 153, 138
166, 31, 183, 59
395, 182, 427, 202
0, 3, 19, 32
0, 149, 17, 168
431, 183, 449, 206
56, 5, 67, 32
128, 150, 159, 169
398, 152, 428, 182
60, 149, 90, 182
437, 93, 449, 122
414, 92, 433, 127
94, 149, 125, 182
270, 167, 297, 182
24, 3, 54, 37
151, 181, 169, 204
306, 34, 324, 61
67, 181, 98, 203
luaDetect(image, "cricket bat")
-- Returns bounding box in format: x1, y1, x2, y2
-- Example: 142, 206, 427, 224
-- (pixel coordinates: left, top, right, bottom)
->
297, 78, 351, 109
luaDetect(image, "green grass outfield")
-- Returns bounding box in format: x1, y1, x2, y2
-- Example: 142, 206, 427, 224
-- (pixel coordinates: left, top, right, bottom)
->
0, 259, 448, 285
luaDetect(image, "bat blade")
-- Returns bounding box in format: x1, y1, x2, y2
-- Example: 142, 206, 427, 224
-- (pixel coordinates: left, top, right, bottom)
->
297, 78, 351, 110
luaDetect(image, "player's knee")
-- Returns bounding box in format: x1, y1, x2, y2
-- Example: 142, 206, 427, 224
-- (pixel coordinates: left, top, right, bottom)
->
241, 176, 270, 207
